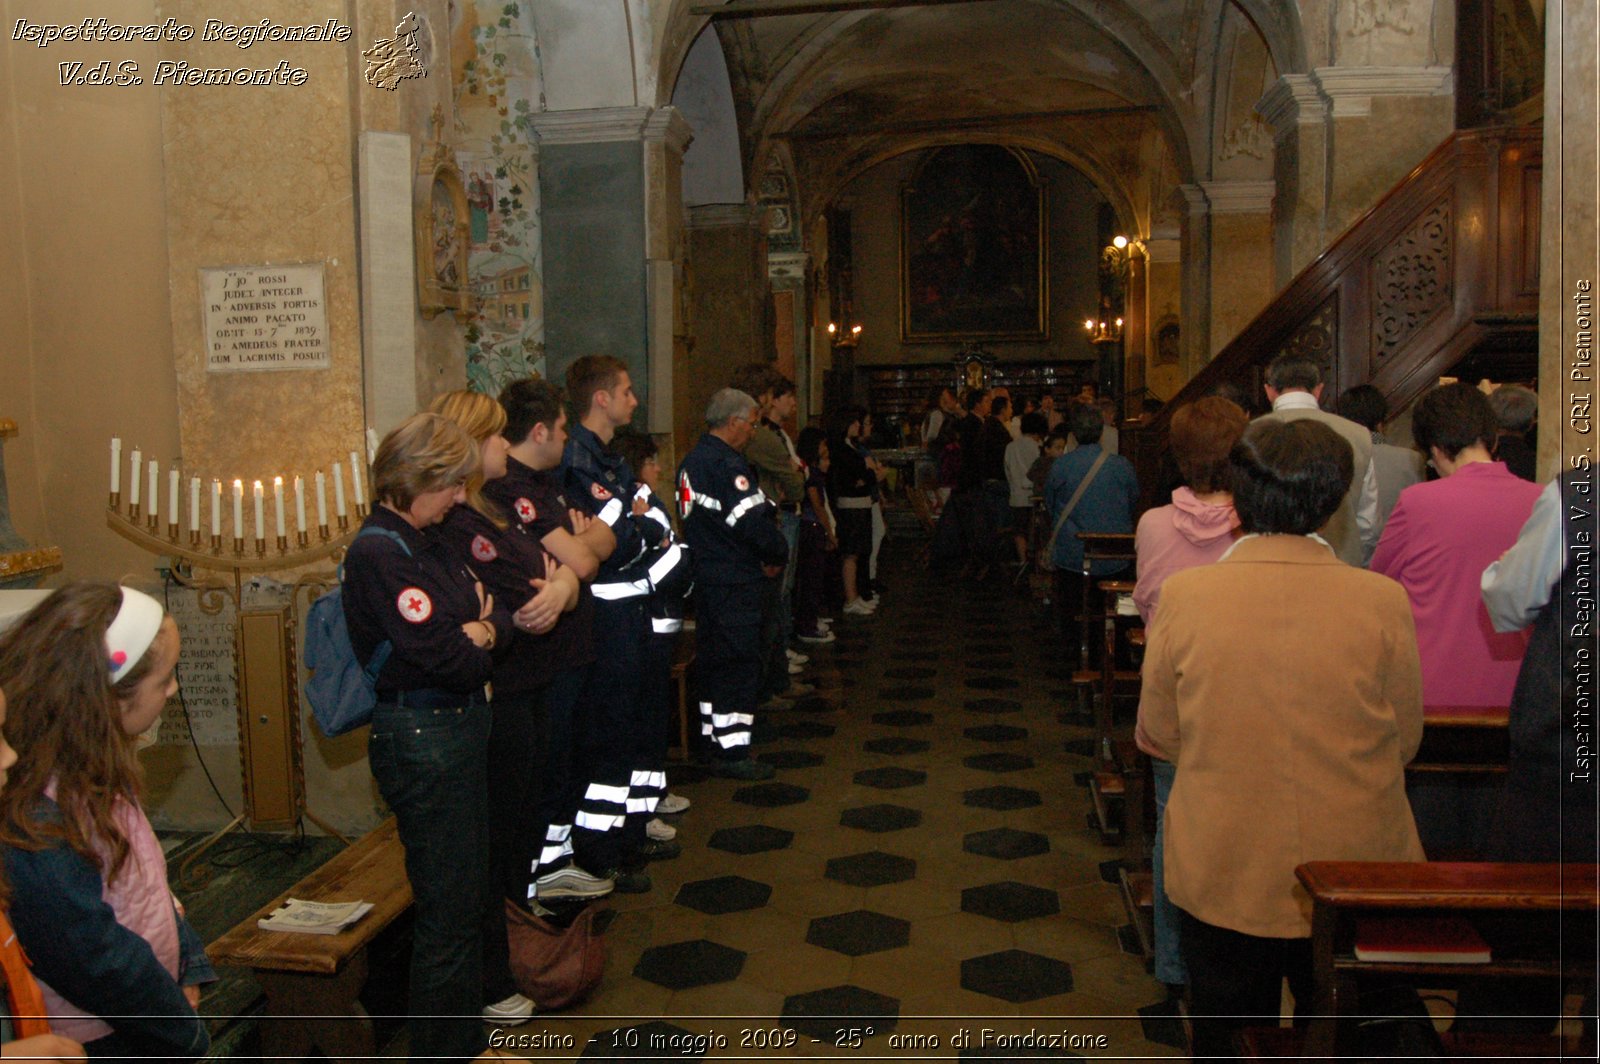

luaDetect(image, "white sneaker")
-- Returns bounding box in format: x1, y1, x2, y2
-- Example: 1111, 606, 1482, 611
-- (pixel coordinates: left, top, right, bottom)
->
533, 865, 614, 900
646, 817, 677, 841
657, 792, 691, 815
843, 598, 877, 616
483, 992, 536, 1025
787, 649, 809, 664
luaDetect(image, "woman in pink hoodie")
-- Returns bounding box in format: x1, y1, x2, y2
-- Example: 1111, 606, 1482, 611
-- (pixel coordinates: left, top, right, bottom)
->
1131, 395, 1247, 994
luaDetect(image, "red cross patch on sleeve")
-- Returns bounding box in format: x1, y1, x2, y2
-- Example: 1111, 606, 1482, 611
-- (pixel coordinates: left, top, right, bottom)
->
471, 535, 498, 562
514, 498, 537, 523
734, 474, 750, 491
678, 473, 694, 516
397, 588, 434, 623
591, 482, 612, 501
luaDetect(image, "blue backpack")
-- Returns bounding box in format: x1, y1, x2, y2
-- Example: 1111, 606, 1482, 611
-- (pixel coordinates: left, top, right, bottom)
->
302, 527, 410, 738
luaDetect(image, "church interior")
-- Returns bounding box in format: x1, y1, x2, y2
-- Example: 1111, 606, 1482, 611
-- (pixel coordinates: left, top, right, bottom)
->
0, 0, 1593, 1058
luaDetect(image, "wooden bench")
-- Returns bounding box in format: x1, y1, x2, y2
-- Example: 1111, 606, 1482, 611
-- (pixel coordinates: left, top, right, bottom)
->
209, 818, 411, 1062
1414, 704, 1510, 775
1292, 860, 1599, 1057
669, 628, 696, 761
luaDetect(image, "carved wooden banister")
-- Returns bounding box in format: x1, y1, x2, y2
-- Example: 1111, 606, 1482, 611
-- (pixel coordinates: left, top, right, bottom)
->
1126, 125, 1542, 508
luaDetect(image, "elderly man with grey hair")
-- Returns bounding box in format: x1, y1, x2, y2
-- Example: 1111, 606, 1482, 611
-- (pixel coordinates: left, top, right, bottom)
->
676, 388, 791, 779
1488, 383, 1538, 481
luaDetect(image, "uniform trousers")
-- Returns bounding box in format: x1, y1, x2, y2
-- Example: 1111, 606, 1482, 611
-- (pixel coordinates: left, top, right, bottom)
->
692, 581, 764, 761
529, 665, 586, 882
575, 597, 651, 871
486, 688, 542, 903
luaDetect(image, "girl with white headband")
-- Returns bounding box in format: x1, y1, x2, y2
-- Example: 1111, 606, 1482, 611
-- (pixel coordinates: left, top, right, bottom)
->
0, 583, 213, 1059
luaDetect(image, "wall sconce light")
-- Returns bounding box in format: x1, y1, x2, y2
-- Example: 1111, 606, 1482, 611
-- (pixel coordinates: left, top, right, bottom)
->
1084, 317, 1123, 344
828, 322, 863, 347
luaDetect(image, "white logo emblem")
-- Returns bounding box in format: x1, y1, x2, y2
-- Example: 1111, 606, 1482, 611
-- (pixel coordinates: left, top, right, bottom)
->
471, 535, 498, 563
397, 587, 434, 623
514, 498, 536, 524
734, 475, 750, 491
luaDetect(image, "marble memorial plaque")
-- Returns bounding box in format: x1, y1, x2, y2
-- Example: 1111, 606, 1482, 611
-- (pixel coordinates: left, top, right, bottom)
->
201, 263, 329, 372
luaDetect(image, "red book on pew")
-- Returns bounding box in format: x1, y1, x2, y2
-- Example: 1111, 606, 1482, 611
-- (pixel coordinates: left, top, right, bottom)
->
1353, 917, 1491, 963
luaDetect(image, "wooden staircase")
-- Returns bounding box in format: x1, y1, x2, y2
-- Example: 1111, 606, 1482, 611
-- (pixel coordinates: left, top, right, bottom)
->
1126, 125, 1541, 505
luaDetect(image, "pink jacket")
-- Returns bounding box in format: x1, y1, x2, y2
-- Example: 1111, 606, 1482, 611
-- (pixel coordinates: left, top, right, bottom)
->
1133, 489, 1240, 757
1132, 488, 1240, 626
1369, 462, 1541, 706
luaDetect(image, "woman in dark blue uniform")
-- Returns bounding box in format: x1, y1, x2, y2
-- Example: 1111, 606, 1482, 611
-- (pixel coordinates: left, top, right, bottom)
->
342, 412, 511, 1062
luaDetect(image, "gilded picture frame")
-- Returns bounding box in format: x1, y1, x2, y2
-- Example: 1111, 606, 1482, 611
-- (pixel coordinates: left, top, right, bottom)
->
901, 145, 1048, 342
416, 146, 471, 322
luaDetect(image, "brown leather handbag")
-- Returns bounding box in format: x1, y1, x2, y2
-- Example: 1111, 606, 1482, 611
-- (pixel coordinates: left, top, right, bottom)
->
503, 900, 606, 1009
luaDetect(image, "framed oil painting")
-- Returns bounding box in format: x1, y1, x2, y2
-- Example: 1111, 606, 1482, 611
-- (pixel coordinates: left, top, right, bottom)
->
901, 145, 1047, 341
416, 143, 471, 322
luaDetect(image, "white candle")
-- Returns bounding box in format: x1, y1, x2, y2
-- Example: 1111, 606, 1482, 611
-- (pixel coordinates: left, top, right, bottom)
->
110, 438, 121, 494
349, 451, 365, 508
294, 476, 307, 535
212, 480, 223, 538
253, 480, 265, 540
232, 480, 243, 540
168, 467, 180, 525
273, 476, 286, 538
147, 459, 159, 520
314, 470, 328, 528
129, 450, 142, 507
190, 476, 201, 532
332, 462, 347, 518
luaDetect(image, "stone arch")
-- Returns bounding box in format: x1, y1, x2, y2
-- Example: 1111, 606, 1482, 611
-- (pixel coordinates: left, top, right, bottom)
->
672, 23, 746, 207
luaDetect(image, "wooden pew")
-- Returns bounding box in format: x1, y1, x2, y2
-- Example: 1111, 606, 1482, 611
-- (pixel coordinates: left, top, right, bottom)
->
1291, 861, 1599, 1058
1414, 705, 1510, 775
209, 818, 411, 1062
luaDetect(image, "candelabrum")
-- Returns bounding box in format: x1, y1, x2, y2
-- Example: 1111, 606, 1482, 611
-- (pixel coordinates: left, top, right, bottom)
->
106, 491, 364, 572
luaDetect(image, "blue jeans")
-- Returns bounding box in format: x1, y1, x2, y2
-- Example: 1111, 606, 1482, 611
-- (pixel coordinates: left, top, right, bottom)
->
368, 701, 493, 1062
1150, 757, 1187, 985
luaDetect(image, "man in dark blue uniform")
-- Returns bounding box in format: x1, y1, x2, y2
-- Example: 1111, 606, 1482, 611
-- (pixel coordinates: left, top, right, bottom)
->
677, 388, 790, 779
561, 355, 681, 888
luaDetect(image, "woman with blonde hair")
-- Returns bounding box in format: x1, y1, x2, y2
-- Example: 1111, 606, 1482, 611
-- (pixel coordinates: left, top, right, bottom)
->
342, 410, 511, 1059
428, 391, 585, 1015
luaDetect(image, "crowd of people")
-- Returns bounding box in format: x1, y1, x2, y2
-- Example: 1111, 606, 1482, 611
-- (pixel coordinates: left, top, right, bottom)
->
0, 348, 1582, 1059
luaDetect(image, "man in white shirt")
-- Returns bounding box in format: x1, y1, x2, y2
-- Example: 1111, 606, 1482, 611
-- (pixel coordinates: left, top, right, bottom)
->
1256, 353, 1374, 566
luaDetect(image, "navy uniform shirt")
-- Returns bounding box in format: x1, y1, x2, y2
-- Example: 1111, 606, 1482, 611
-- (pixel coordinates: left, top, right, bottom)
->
484, 455, 597, 673
438, 501, 558, 696
342, 504, 510, 696
677, 433, 789, 585
562, 422, 658, 582
626, 479, 693, 627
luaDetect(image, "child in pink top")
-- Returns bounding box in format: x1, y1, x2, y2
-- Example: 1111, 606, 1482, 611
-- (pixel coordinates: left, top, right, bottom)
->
0, 584, 212, 1059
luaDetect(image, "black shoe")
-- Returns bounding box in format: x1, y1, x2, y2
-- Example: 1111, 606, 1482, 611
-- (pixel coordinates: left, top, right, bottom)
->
712, 758, 776, 781
635, 838, 681, 862
595, 867, 652, 893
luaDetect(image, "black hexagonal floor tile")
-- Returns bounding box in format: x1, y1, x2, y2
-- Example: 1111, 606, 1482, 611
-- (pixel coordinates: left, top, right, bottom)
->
1072, 769, 1095, 787
965, 724, 1029, 743
674, 875, 773, 915
961, 882, 1061, 923
781, 985, 899, 1039
965, 642, 1013, 656
666, 763, 711, 786
964, 827, 1049, 860
964, 675, 1021, 691
633, 939, 747, 989
759, 749, 826, 769
890, 649, 940, 662
854, 766, 927, 790
1099, 859, 1128, 884
1138, 997, 1188, 1049
962, 786, 1043, 811
871, 709, 934, 727
964, 698, 1023, 714
879, 686, 936, 702
1063, 738, 1097, 758
791, 695, 837, 714
863, 736, 931, 756
968, 659, 1017, 674
961, 949, 1074, 1002
825, 851, 917, 887
883, 666, 937, 680
964, 752, 1035, 773
806, 910, 911, 956
775, 720, 836, 740
732, 782, 811, 807
581, 1020, 705, 1058
751, 719, 782, 743
707, 824, 794, 855
840, 804, 922, 833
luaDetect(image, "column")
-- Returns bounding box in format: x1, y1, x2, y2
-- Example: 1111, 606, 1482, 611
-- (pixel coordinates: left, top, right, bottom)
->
1258, 74, 1330, 283
1201, 180, 1276, 357
769, 251, 812, 418
529, 107, 658, 423
642, 108, 694, 451
1177, 185, 1211, 376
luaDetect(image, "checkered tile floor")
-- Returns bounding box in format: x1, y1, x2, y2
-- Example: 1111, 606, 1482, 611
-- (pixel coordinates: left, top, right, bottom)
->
512, 559, 1182, 1059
